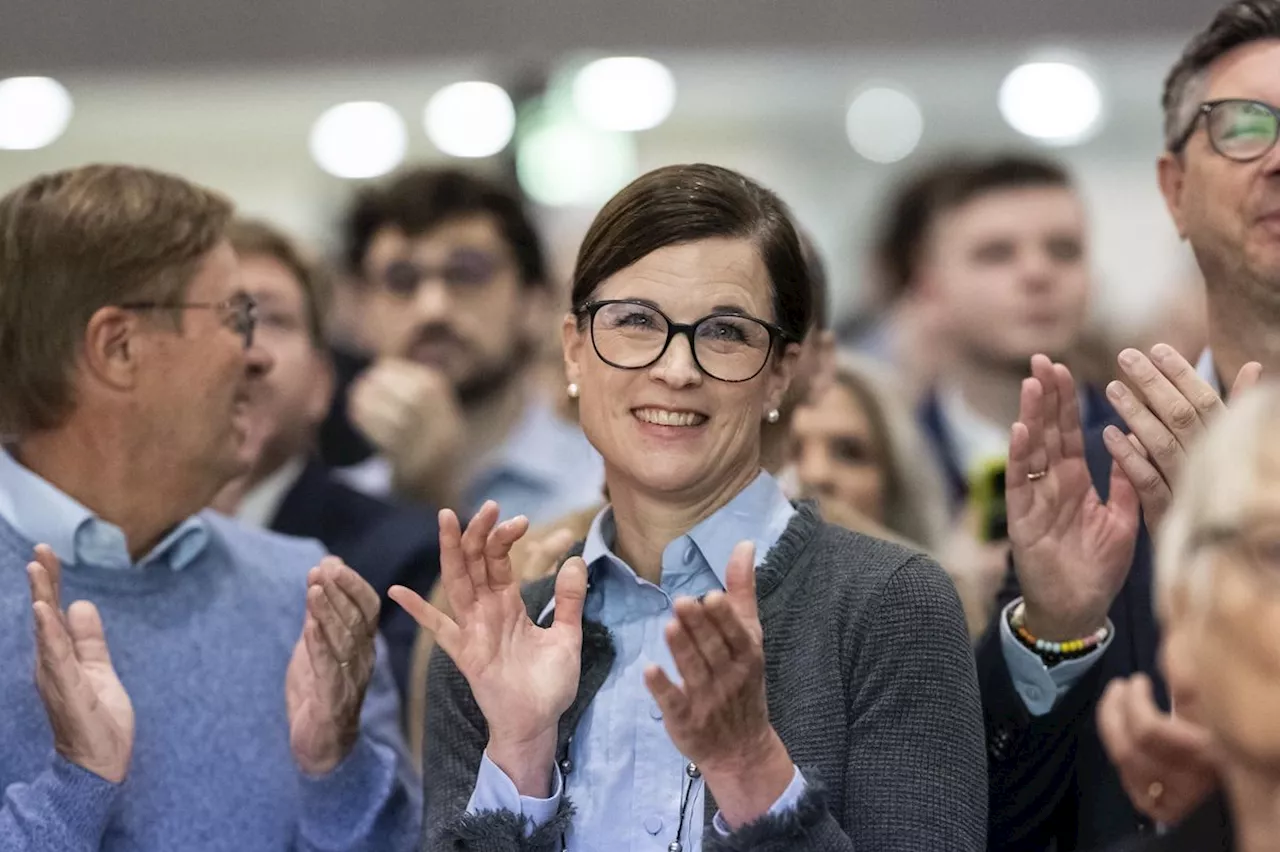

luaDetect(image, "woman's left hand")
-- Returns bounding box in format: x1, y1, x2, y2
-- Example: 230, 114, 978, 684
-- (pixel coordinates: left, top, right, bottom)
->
645, 541, 795, 828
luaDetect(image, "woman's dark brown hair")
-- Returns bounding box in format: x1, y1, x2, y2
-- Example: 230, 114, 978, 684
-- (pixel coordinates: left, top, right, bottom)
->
570, 163, 813, 343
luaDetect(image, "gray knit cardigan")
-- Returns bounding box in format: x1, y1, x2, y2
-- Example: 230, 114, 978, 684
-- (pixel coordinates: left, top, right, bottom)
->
422, 502, 987, 851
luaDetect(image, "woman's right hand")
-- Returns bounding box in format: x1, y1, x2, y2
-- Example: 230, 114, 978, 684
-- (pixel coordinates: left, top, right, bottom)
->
390, 501, 587, 796
1007, 355, 1143, 641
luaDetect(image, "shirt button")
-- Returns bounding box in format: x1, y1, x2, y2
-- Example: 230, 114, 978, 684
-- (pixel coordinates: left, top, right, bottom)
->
649, 704, 663, 721
683, 544, 697, 565
1025, 686, 1043, 704
644, 816, 663, 835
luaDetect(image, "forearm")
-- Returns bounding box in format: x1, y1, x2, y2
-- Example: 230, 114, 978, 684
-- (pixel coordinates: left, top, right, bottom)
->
705, 782, 857, 852
298, 644, 421, 852
0, 757, 120, 852
702, 730, 796, 831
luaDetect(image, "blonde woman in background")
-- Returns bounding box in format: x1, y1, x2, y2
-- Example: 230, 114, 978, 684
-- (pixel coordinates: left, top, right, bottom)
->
788, 355, 1004, 635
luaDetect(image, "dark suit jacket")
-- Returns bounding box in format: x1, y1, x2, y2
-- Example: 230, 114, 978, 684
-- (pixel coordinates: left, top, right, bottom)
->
1106, 795, 1232, 852
269, 458, 440, 704
981, 411, 1168, 851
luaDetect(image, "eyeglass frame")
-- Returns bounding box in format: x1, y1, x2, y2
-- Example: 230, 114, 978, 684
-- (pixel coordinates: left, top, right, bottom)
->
1169, 98, 1280, 162
573, 298, 795, 384
116, 293, 259, 349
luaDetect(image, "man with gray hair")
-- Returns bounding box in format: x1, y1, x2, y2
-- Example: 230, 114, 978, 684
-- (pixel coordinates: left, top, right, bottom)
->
981, 1, 1280, 848
0, 164, 419, 851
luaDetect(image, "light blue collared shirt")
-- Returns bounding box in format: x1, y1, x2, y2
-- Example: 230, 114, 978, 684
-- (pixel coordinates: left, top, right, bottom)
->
468, 471, 806, 849
0, 449, 208, 571
339, 398, 604, 526
1000, 349, 1219, 715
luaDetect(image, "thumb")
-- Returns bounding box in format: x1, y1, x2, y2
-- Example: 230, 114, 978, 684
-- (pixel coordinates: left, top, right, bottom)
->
725, 541, 758, 620
552, 557, 588, 632
1106, 457, 1142, 524
66, 600, 115, 669
1231, 361, 1263, 400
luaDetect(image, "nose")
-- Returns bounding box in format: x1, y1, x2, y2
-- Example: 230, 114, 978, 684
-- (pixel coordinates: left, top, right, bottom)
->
648, 332, 702, 389
245, 342, 274, 379
796, 440, 833, 495
411, 278, 453, 325
1019, 247, 1058, 295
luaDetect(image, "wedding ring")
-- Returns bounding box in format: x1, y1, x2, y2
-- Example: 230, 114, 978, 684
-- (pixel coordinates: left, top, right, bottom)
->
1027, 470, 1048, 482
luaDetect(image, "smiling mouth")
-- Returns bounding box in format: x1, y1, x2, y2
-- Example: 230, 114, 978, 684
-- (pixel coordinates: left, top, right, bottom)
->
632, 407, 709, 427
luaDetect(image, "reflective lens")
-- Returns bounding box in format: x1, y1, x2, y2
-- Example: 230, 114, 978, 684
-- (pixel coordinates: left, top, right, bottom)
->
1207, 100, 1280, 161
589, 301, 775, 382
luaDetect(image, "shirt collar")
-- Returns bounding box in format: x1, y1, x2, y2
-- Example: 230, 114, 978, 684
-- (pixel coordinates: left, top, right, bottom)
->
539, 470, 793, 625
1196, 348, 1221, 394
235, 455, 307, 529
0, 449, 209, 571
582, 470, 793, 584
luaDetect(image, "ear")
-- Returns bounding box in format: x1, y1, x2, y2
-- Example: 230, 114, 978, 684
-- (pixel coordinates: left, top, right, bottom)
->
764, 340, 801, 415
1157, 152, 1190, 240
82, 306, 144, 393
561, 312, 587, 388
305, 351, 337, 426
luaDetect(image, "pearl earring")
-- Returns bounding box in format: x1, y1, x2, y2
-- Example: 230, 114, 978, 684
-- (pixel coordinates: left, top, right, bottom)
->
567, 383, 580, 399
765, 408, 780, 424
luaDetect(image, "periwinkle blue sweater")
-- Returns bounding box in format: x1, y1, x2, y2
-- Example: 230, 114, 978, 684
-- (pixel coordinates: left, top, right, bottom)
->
0, 511, 421, 852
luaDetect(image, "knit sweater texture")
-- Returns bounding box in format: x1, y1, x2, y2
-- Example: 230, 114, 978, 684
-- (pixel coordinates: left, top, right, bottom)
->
0, 511, 420, 852
422, 503, 988, 851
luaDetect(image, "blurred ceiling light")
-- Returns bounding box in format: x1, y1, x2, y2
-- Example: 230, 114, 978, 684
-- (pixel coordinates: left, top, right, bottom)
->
845, 86, 924, 164
0, 76, 74, 150
999, 61, 1103, 145
517, 117, 637, 206
309, 101, 407, 179
424, 81, 516, 158
572, 57, 676, 132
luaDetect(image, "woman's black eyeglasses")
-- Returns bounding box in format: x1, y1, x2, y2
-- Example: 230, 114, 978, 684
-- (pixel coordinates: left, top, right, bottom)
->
575, 299, 791, 383
117, 293, 259, 349
1171, 98, 1280, 162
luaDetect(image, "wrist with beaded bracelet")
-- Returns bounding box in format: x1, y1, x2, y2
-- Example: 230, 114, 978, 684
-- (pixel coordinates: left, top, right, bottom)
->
1009, 601, 1110, 666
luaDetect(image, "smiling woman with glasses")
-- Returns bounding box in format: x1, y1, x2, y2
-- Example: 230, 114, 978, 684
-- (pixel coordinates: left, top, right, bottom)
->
394, 163, 986, 852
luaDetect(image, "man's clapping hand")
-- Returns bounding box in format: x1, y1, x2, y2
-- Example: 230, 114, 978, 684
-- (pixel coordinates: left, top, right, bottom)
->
26, 544, 134, 784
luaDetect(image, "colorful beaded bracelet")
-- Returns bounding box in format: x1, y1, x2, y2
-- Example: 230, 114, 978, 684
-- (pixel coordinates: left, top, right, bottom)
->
1009, 602, 1110, 665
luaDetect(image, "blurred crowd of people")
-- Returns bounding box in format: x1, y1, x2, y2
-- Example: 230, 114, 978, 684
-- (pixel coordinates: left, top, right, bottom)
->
1, 0, 1279, 850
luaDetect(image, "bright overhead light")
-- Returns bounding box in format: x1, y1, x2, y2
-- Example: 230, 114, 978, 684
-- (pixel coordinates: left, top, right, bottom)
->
516, 118, 637, 207
0, 77, 74, 150
573, 57, 676, 132
999, 61, 1103, 145
845, 86, 924, 164
309, 101, 407, 179
424, 81, 516, 158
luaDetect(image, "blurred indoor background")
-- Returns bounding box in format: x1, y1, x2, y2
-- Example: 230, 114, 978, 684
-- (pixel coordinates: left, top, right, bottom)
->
0, 0, 1217, 334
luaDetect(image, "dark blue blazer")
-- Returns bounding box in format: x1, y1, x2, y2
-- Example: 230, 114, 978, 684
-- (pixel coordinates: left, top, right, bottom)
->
269, 458, 440, 705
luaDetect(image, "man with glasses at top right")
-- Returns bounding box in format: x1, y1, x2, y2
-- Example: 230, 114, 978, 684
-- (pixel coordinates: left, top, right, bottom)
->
982, 1, 1280, 849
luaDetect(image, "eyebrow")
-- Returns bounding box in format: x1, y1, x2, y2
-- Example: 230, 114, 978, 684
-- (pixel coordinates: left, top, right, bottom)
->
622, 297, 757, 316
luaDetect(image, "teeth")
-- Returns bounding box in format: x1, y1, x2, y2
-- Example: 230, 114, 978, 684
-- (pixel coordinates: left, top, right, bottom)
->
635, 408, 705, 427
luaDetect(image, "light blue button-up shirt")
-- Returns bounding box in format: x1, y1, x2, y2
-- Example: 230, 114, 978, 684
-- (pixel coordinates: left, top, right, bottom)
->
339, 398, 604, 526
468, 471, 806, 850
999, 349, 1219, 715
0, 449, 208, 571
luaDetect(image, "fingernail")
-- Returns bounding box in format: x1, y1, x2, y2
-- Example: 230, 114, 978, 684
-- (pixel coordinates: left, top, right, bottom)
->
1118, 349, 1140, 368
1107, 381, 1127, 400
1151, 343, 1174, 363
